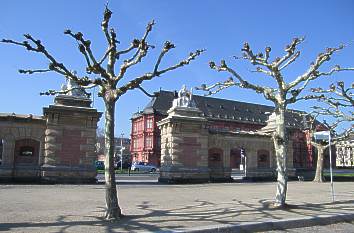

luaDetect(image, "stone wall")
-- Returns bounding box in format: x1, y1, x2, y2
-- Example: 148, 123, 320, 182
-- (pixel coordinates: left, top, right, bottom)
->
0, 114, 46, 180
0, 95, 101, 183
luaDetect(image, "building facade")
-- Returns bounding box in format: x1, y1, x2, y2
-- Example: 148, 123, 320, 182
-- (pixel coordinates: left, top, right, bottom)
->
96, 136, 131, 167
0, 95, 101, 182
130, 88, 342, 180
336, 134, 354, 167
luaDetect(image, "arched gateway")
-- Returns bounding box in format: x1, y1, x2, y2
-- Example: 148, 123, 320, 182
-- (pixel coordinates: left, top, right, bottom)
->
0, 93, 101, 182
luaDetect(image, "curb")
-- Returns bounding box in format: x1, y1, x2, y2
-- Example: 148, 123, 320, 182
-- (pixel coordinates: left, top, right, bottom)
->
159, 213, 354, 233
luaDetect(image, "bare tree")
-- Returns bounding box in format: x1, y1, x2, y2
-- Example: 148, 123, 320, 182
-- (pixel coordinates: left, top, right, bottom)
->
198, 38, 354, 207
307, 81, 354, 182
310, 81, 353, 122
2, 6, 203, 219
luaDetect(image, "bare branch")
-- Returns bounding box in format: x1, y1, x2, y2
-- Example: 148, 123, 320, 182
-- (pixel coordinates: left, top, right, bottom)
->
19, 68, 52, 74
279, 51, 300, 70
63, 29, 112, 80
208, 59, 278, 102
287, 44, 351, 91
195, 77, 237, 96
137, 85, 158, 97
40, 84, 96, 97
101, 6, 113, 44
250, 67, 272, 76
153, 41, 175, 74
63, 30, 97, 64
115, 49, 204, 98
275, 37, 304, 68
114, 21, 156, 82
115, 39, 139, 60
240, 42, 271, 68
2, 34, 77, 80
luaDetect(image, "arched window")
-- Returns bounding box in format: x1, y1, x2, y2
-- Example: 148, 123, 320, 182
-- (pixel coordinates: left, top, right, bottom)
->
14, 139, 40, 165
257, 149, 270, 168
208, 148, 223, 168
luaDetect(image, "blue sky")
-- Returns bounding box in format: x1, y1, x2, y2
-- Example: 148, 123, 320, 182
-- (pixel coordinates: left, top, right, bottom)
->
1, 0, 353, 135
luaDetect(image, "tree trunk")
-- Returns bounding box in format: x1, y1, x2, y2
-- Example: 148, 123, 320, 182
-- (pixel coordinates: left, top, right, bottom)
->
313, 146, 325, 182
274, 107, 288, 207
104, 99, 122, 219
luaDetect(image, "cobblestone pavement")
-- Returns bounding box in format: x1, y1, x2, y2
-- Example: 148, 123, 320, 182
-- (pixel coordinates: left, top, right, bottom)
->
0, 181, 353, 232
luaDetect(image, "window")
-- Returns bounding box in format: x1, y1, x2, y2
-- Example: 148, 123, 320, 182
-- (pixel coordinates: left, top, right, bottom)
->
133, 122, 137, 133
146, 118, 153, 129
133, 139, 138, 150
19, 146, 34, 156
257, 150, 270, 168
145, 136, 152, 148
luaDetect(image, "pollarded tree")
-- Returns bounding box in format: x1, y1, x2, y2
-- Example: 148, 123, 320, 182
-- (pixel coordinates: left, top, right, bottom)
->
198, 38, 354, 207
307, 81, 354, 182
2, 6, 203, 219
310, 81, 353, 122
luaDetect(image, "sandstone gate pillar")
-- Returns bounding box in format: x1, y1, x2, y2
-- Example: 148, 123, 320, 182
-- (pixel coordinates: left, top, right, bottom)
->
41, 95, 102, 183
157, 105, 209, 183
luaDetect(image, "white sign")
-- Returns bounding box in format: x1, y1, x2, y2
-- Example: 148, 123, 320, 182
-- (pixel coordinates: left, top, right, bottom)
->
314, 131, 330, 141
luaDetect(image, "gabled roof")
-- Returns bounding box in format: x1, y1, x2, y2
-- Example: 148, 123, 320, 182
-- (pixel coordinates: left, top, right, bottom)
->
134, 90, 308, 128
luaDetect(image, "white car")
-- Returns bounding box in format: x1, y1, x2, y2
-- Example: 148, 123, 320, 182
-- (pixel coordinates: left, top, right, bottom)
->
131, 162, 157, 172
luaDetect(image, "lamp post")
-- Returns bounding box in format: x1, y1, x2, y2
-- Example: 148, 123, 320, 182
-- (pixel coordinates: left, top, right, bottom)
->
314, 131, 335, 202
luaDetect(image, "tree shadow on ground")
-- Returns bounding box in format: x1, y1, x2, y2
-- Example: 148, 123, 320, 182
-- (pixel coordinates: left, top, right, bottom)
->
1, 198, 354, 232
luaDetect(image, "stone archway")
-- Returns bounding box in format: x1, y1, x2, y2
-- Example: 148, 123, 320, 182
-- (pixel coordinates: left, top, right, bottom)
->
208, 148, 224, 179
230, 148, 241, 169
14, 139, 40, 166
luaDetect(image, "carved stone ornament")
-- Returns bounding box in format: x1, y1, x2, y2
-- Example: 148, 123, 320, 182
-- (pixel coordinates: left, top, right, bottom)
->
172, 85, 196, 108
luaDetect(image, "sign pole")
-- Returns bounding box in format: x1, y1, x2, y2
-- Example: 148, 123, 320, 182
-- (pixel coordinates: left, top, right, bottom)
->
329, 133, 335, 202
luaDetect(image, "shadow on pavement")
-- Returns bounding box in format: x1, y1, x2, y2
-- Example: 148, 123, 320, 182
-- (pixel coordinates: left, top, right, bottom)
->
1, 198, 354, 232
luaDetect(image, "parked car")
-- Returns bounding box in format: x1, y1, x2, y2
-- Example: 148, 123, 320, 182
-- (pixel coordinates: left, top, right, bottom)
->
131, 162, 157, 172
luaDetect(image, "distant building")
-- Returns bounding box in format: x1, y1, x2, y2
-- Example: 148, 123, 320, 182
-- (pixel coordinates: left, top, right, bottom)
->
131, 90, 313, 166
336, 133, 354, 167
96, 136, 131, 165
130, 89, 346, 181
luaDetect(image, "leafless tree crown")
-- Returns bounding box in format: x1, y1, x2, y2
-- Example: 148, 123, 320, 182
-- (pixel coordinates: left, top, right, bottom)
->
197, 37, 354, 108
2, 6, 204, 101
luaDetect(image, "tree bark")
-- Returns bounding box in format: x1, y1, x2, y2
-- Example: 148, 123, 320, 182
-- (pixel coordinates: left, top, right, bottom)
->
313, 146, 325, 182
274, 107, 288, 207
104, 99, 122, 219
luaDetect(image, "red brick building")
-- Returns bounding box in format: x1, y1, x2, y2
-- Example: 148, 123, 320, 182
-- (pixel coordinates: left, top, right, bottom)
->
130, 90, 326, 170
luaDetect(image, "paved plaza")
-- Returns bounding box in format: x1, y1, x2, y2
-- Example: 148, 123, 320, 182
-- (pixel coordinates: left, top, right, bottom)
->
0, 181, 354, 232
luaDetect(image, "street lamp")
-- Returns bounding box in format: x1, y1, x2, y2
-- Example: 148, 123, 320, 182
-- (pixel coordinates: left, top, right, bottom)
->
314, 131, 335, 202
